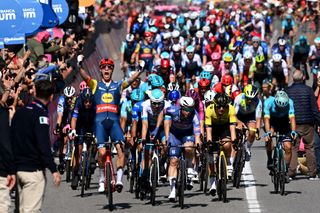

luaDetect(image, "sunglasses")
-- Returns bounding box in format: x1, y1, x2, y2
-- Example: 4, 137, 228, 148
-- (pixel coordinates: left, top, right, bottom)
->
101, 64, 114, 70
215, 105, 227, 109
182, 107, 194, 112
151, 102, 163, 107
187, 52, 194, 55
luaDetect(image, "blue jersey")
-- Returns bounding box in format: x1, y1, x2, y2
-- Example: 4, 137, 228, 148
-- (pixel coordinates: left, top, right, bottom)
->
71, 97, 95, 132
132, 101, 144, 122
57, 95, 76, 124
120, 100, 132, 120
165, 105, 201, 136
263, 96, 295, 119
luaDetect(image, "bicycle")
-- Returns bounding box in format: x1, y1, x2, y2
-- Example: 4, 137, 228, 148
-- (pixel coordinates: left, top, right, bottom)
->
203, 140, 229, 203
233, 128, 249, 188
168, 143, 199, 209
76, 133, 97, 197
269, 133, 291, 196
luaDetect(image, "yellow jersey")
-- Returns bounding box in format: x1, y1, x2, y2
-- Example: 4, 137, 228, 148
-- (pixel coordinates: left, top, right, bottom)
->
205, 104, 237, 126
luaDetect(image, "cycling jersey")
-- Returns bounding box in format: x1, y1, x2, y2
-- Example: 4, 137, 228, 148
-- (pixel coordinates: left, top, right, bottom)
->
269, 59, 288, 85
263, 96, 295, 119
132, 101, 144, 122
205, 103, 237, 126
234, 94, 262, 122
181, 53, 202, 80
120, 100, 133, 121
165, 105, 201, 136
272, 44, 291, 59
120, 41, 137, 63
57, 95, 76, 125
281, 19, 295, 35
141, 99, 170, 128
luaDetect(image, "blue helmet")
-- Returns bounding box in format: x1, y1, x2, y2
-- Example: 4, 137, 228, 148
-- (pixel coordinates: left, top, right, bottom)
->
168, 90, 181, 102
130, 89, 145, 102
178, 16, 185, 24
81, 88, 93, 101
199, 71, 212, 80
150, 89, 165, 103
151, 75, 164, 87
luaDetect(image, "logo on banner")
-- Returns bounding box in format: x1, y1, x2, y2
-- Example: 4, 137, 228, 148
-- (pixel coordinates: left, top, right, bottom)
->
23, 8, 36, 19
52, 0, 69, 25
0, 9, 16, 21
52, 4, 62, 13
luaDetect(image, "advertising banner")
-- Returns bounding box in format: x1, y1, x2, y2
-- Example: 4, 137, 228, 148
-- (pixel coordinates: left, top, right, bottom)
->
18, 0, 44, 35
0, 0, 23, 37
52, 0, 69, 25
39, 0, 59, 28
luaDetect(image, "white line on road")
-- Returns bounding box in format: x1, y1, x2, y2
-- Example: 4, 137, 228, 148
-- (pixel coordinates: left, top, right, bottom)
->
243, 162, 262, 213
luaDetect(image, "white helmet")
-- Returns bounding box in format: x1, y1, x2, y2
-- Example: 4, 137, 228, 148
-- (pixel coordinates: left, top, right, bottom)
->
255, 13, 263, 20
203, 63, 214, 73
202, 26, 210, 32
218, 27, 225, 34
148, 19, 156, 26
243, 51, 253, 59
190, 12, 198, 20
64, 86, 76, 97
171, 13, 177, 19
137, 17, 144, 23
204, 90, 216, 103
314, 37, 320, 45
126, 33, 134, 42
278, 38, 286, 46
167, 82, 179, 91
196, 30, 204, 39
163, 32, 171, 40
275, 91, 289, 108
172, 44, 181, 52
211, 75, 219, 86
180, 96, 195, 108
164, 24, 170, 30
272, 53, 282, 62
172, 30, 180, 38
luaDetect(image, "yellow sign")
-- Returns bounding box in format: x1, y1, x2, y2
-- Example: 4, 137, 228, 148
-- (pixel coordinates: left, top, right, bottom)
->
79, 0, 96, 7
101, 93, 113, 103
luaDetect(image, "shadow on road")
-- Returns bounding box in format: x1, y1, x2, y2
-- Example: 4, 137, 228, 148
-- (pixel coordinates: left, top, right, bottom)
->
102, 202, 132, 210
171, 203, 208, 209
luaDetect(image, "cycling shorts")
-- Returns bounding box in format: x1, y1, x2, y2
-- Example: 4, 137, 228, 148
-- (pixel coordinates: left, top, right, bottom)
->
212, 124, 231, 140
270, 117, 291, 136
96, 119, 124, 149
237, 111, 256, 124
168, 132, 195, 157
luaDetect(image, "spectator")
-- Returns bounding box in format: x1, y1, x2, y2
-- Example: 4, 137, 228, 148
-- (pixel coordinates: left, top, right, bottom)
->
286, 69, 320, 180
0, 82, 16, 212
11, 80, 61, 212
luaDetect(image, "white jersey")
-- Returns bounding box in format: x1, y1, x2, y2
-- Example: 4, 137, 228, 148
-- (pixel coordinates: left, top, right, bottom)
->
141, 99, 170, 127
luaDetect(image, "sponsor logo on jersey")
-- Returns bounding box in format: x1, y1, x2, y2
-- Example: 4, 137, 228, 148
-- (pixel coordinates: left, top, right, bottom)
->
101, 93, 113, 103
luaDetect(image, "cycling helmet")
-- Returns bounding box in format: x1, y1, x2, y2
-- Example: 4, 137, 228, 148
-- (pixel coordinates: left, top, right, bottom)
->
202, 26, 210, 32
150, 89, 164, 103
172, 44, 181, 52
228, 43, 237, 51
64, 86, 76, 97
255, 54, 265, 63
160, 51, 170, 59
204, 90, 216, 103
79, 81, 88, 91
221, 74, 233, 86
151, 75, 164, 87
196, 31, 204, 39
243, 51, 253, 59
149, 26, 158, 34
286, 14, 292, 20
81, 88, 93, 101
272, 53, 282, 62
186, 45, 195, 53
222, 52, 233, 62
167, 82, 180, 91
243, 84, 258, 99
314, 37, 320, 45
198, 78, 210, 88
275, 91, 289, 108
199, 71, 212, 80
203, 63, 214, 73
168, 90, 181, 102
190, 12, 198, 20
148, 19, 156, 26
252, 36, 261, 43
278, 38, 286, 46
200, 10, 206, 18
131, 89, 145, 102
255, 13, 263, 20
100, 58, 114, 68
180, 96, 195, 108
177, 16, 185, 24
209, 36, 217, 43
144, 31, 153, 38
172, 30, 180, 38
137, 17, 144, 23
218, 27, 225, 34
161, 58, 170, 69
211, 52, 221, 60
163, 32, 171, 40
185, 89, 199, 100
171, 13, 177, 20
213, 93, 229, 107
126, 33, 134, 42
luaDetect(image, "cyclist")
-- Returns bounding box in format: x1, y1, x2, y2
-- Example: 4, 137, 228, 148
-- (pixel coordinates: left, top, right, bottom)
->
203, 36, 222, 65
238, 51, 255, 87
272, 38, 291, 68
293, 36, 310, 75
54, 86, 77, 174
309, 37, 320, 76
78, 58, 143, 193
152, 58, 175, 86
221, 52, 238, 81
120, 34, 138, 77
165, 96, 201, 201
216, 27, 229, 51
234, 84, 262, 161
252, 54, 270, 90
269, 53, 289, 90
68, 88, 96, 190
281, 14, 296, 42
205, 93, 237, 196
263, 91, 297, 182
132, 16, 148, 40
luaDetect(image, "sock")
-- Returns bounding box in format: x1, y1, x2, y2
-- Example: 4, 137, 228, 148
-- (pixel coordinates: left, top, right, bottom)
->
229, 157, 234, 165
169, 177, 176, 191
117, 168, 123, 183
99, 168, 104, 183
210, 176, 216, 186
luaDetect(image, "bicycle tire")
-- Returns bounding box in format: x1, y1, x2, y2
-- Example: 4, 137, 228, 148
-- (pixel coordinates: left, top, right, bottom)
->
220, 154, 228, 203
151, 158, 157, 206
178, 159, 186, 209
66, 160, 71, 182
234, 147, 245, 188
129, 161, 135, 193
203, 153, 209, 194
105, 163, 113, 211
80, 152, 87, 197
279, 152, 286, 196
273, 150, 279, 194
85, 148, 93, 190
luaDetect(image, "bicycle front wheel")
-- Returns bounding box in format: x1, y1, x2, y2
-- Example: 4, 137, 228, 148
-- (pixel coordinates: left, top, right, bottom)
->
105, 163, 113, 211
151, 158, 158, 206
273, 150, 279, 194
80, 152, 87, 197
203, 153, 209, 194
233, 147, 244, 188
178, 159, 186, 209
218, 154, 228, 203
66, 160, 71, 182
279, 152, 286, 196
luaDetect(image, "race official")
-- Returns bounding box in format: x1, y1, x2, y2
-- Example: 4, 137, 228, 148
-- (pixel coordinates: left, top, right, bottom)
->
11, 80, 61, 213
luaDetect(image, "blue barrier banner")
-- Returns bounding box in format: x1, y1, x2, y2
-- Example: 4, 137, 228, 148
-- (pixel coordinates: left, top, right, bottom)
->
52, 0, 69, 25
39, 0, 59, 28
0, 39, 4, 49
18, 0, 44, 36
0, 0, 23, 37
3, 34, 25, 45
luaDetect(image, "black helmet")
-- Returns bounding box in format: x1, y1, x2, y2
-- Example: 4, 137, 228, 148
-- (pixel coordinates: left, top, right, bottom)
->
81, 88, 93, 102
213, 93, 229, 108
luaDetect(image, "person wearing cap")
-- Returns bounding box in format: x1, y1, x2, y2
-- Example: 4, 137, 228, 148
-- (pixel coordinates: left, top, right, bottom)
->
78, 57, 143, 193
120, 33, 138, 77
132, 31, 156, 73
